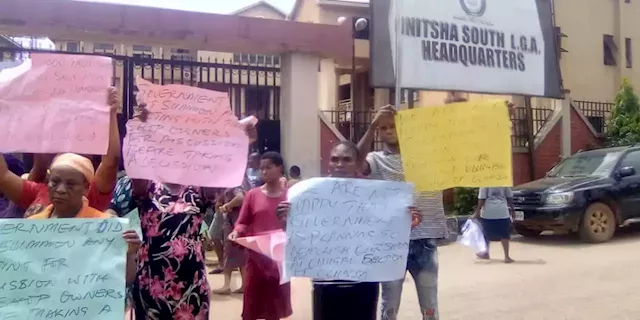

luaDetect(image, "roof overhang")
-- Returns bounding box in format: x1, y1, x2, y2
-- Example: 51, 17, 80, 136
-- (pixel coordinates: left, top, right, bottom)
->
0, 0, 352, 62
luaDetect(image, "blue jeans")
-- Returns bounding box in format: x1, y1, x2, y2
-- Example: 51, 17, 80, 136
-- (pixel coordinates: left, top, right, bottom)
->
381, 238, 439, 320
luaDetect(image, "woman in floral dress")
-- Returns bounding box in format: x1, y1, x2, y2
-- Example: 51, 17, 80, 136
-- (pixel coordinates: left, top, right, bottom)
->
131, 182, 210, 320
128, 102, 257, 319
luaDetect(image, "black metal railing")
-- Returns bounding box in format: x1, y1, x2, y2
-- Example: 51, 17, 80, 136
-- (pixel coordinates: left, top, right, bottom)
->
573, 100, 614, 134
511, 106, 554, 148
323, 106, 554, 150
322, 109, 380, 148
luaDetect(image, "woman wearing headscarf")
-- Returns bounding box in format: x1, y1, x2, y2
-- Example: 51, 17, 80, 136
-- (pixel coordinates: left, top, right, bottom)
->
0, 87, 121, 217
27, 153, 141, 285
276, 141, 422, 320
129, 104, 258, 319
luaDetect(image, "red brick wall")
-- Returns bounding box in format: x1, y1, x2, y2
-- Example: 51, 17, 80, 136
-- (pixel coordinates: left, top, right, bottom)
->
532, 108, 602, 180
512, 151, 531, 186
534, 120, 562, 180
570, 108, 602, 153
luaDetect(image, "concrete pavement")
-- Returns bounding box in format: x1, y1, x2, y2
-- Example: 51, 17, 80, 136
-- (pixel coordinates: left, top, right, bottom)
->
206, 228, 640, 319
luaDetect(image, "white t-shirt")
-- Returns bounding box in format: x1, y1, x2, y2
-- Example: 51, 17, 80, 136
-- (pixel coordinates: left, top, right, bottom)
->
478, 187, 512, 220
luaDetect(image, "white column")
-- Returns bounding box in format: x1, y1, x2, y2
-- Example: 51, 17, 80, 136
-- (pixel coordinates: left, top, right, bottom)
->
318, 58, 337, 111
280, 53, 321, 178
561, 96, 572, 158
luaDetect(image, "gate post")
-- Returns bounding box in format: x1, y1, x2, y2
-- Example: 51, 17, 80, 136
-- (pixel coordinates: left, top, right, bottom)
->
561, 95, 572, 158
280, 52, 321, 178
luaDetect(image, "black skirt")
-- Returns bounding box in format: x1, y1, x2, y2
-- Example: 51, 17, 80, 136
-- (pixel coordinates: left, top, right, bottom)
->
480, 217, 512, 241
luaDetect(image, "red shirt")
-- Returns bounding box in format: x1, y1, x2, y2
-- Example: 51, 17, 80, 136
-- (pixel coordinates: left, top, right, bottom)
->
235, 187, 286, 236
19, 179, 112, 217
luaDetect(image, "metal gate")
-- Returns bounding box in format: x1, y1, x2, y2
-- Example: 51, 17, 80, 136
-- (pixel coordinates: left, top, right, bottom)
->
0, 46, 282, 154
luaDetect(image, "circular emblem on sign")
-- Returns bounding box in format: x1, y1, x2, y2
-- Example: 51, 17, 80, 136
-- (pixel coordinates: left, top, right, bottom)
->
460, 0, 487, 17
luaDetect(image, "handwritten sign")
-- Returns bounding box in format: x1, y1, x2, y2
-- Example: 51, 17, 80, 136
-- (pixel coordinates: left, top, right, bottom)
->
283, 178, 413, 282
0, 218, 128, 320
123, 78, 249, 188
0, 53, 112, 154
123, 209, 142, 238
395, 100, 513, 191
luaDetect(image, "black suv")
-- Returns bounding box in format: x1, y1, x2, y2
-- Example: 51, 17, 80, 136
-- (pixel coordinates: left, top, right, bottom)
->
512, 146, 640, 243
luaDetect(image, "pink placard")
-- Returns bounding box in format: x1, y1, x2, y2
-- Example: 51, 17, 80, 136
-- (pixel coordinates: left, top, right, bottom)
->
234, 230, 287, 281
123, 78, 249, 188
0, 53, 112, 154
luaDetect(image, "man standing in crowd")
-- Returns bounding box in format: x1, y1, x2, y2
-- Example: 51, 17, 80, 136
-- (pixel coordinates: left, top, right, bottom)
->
246, 152, 262, 188
357, 100, 450, 320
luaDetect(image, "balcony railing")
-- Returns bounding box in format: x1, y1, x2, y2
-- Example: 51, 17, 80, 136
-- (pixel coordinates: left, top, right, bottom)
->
573, 100, 614, 134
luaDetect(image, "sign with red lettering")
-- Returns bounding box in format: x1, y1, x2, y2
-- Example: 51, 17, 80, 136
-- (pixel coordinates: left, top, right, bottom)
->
0, 53, 112, 154
122, 78, 249, 187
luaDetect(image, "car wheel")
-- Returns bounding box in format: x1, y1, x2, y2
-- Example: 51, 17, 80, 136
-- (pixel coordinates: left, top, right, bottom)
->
579, 202, 616, 243
513, 225, 542, 237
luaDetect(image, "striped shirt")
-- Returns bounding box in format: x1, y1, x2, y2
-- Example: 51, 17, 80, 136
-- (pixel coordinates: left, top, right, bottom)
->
366, 151, 449, 240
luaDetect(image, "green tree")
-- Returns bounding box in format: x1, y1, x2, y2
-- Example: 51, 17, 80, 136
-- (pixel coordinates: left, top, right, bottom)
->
452, 187, 478, 215
607, 78, 640, 146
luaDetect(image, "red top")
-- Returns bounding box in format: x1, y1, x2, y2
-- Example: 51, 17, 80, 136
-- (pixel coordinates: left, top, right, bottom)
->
19, 179, 113, 217
234, 187, 286, 236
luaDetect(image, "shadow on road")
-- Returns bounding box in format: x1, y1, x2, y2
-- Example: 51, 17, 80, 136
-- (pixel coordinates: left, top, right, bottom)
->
512, 223, 640, 247
210, 293, 243, 302
474, 258, 547, 265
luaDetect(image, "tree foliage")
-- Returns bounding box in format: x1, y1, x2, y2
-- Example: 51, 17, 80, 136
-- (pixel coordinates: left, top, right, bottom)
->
607, 78, 640, 146
452, 187, 478, 215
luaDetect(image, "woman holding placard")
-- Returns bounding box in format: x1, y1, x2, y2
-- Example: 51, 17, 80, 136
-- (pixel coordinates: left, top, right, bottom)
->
276, 141, 422, 320
26, 153, 141, 284
128, 103, 258, 320
228, 151, 292, 320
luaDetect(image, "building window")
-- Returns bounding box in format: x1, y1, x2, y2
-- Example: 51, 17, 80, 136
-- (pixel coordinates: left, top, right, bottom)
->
170, 48, 191, 61
133, 53, 153, 59
626, 38, 632, 68
66, 42, 79, 52
133, 45, 152, 52
94, 43, 115, 53
603, 34, 617, 66
235, 54, 279, 65
171, 48, 190, 54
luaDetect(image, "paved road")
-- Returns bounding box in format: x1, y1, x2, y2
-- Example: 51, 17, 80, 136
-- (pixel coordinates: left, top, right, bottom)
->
207, 228, 640, 319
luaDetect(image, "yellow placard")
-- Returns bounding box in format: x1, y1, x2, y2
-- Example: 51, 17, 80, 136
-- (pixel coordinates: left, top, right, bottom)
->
395, 99, 513, 191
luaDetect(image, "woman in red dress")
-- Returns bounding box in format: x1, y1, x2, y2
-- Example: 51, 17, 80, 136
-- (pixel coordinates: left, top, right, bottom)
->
229, 151, 292, 320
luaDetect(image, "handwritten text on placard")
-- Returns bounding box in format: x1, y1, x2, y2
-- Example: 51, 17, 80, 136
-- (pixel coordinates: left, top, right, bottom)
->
0, 218, 128, 320
283, 178, 414, 282
395, 100, 513, 191
0, 53, 112, 154
123, 78, 249, 187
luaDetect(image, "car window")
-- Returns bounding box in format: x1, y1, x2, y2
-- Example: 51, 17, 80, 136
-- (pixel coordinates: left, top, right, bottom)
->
618, 150, 640, 174
548, 152, 621, 177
